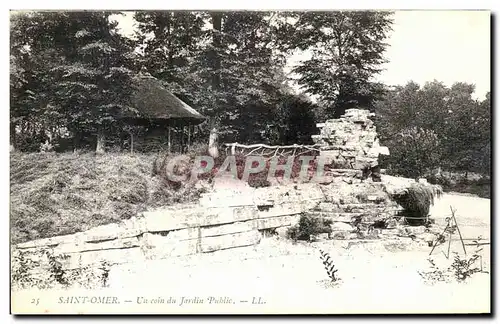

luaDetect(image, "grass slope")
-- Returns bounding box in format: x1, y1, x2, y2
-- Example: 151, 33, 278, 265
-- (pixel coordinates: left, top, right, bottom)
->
10, 152, 203, 245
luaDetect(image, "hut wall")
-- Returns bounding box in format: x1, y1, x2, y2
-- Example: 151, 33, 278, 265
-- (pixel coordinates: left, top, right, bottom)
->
129, 126, 189, 153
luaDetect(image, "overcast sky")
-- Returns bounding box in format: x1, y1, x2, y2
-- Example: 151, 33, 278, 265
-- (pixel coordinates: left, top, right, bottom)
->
114, 10, 490, 100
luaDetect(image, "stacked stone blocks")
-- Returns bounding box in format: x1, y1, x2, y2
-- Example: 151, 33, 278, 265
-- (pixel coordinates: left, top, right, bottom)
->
311, 109, 389, 177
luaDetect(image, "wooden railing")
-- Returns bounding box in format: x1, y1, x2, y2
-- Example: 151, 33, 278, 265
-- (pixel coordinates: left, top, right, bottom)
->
223, 143, 322, 158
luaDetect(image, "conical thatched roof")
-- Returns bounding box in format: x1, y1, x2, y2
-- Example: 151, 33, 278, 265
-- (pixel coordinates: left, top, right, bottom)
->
124, 73, 206, 126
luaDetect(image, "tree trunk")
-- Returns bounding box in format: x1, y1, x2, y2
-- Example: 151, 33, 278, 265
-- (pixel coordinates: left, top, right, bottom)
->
10, 122, 16, 152
208, 126, 219, 158
96, 128, 106, 154
210, 12, 222, 90
166, 13, 173, 68
73, 131, 81, 153
130, 131, 134, 154
167, 126, 172, 153
208, 13, 223, 156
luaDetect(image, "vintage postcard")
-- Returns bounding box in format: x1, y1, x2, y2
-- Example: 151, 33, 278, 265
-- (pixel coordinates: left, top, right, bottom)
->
10, 9, 491, 315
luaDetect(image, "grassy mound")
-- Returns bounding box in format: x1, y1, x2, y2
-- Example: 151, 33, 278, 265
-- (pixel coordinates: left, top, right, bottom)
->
10, 148, 325, 245
10, 152, 206, 245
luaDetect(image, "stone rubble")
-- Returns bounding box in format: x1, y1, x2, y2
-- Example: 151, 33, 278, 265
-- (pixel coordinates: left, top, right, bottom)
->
312, 108, 389, 179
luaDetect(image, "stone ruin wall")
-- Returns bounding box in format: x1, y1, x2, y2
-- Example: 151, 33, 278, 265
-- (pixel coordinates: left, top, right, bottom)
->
306, 108, 399, 239
13, 184, 322, 271
14, 182, 407, 273
312, 109, 389, 179
13, 109, 425, 273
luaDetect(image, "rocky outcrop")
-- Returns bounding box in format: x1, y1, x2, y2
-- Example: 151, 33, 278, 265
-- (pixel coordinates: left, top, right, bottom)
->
312, 109, 389, 180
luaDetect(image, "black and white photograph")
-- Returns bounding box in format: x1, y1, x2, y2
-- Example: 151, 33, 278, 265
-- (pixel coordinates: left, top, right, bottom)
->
9, 7, 491, 315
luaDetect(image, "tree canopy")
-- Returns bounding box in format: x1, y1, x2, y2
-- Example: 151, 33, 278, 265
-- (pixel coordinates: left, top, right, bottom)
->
279, 11, 393, 118
9, 10, 490, 180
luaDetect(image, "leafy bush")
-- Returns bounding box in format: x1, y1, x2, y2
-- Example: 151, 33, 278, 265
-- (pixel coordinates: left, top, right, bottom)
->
450, 253, 481, 282
375, 82, 490, 181
45, 249, 70, 286
427, 173, 490, 199
384, 127, 442, 179
287, 214, 332, 241
11, 247, 113, 290
419, 237, 487, 284
11, 249, 47, 290
391, 183, 443, 225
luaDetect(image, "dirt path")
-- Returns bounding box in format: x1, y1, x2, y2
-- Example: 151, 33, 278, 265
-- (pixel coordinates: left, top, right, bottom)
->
430, 193, 490, 241
105, 237, 489, 313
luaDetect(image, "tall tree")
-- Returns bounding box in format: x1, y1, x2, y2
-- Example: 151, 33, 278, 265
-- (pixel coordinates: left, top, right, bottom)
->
134, 11, 206, 96
133, 12, 312, 145
216, 12, 288, 141
48, 11, 136, 152
442, 85, 490, 173
201, 12, 292, 142
476, 92, 491, 173
132, 11, 317, 145
10, 13, 31, 151
10, 11, 137, 152
10, 12, 68, 151
280, 11, 393, 118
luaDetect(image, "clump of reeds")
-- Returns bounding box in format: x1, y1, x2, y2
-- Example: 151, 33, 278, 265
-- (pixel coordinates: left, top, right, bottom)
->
392, 183, 443, 225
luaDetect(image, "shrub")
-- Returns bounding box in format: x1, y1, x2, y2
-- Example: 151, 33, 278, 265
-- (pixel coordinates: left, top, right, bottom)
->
11, 247, 114, 290
419, 237, 487, 284
383, 127, 442, 179
451, 253, 481, 282
391, 183, 443, 225
11, 249, 46, 290
287, 214, 332, 241
427, 173, 491, 199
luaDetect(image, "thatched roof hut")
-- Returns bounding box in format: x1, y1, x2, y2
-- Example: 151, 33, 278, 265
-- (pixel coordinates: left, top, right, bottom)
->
122, 73, 206, 127
120, 73, 206, 153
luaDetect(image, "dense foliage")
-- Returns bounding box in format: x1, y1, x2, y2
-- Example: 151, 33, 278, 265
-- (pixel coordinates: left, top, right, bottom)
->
279, 11, 393, 118
10, 10, 490, 183
375, 81, 490, 179
391, 183, 443, 225
10, 10, 392, 151
10, 12, 137, 152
